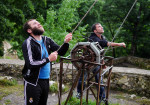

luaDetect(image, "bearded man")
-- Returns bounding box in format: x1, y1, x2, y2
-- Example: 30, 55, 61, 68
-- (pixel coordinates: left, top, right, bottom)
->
76, 23, 125, 103
22, 19, 72, 105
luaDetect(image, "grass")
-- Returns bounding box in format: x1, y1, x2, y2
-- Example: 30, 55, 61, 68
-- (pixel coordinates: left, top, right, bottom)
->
49, 82, 58, 93
111, 90, 150, 105
0, 79, 18, 86
61, 96, 120, 105
0, 78, 18, 100
0, 79, 150, 105
0, 78, 23, 101
134, 96, 150, 105
0, 84, 24, 100
61, 97, 96, 105
4, 99, 11, 105
49, 82, 70, 93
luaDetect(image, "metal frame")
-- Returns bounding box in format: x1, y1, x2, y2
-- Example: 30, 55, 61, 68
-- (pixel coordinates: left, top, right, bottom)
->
58, 42, 113, 105
58, 56, 113, 105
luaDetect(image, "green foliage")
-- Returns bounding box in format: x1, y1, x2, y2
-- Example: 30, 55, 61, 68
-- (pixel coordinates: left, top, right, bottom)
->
49, 82, 58, 93
0, 0, 150, 59
49, 82, 69, 93
0, 79, 18, 86
26, 0, 35, 13
4, 99, 11, 104
62, 96, 120, 105
0, 0, 48, 59
100, 0, 150, 58
0, 45, 4, 56
37, 0, 88, 57
0, 0, 25, 57
62, 97, 96, 105
77, 0, 105, 31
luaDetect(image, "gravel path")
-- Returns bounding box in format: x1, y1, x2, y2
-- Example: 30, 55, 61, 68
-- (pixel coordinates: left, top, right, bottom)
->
0, 87, 140, 105
0, 59, 150, 105
0, 79, 141, 105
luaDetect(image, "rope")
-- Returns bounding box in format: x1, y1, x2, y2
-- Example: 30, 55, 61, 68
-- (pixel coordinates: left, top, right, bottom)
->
103, 0, 138, 56
72, 0, 98, 34
57, 0, 98, 52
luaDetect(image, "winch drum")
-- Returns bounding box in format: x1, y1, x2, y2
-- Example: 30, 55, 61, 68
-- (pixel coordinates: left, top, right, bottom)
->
71, 42, 104, 71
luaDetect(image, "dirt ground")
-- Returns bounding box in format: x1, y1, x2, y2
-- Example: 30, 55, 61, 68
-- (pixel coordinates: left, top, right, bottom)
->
0, 89, 140, 105
0, 80, 148, 105
0, 60, 150, 105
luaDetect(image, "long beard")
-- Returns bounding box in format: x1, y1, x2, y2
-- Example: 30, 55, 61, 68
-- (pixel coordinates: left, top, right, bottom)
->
32, 27, 44, 36
96, 31, 104, 35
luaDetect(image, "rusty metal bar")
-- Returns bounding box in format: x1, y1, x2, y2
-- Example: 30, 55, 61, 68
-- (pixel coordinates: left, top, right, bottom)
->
90, 87, 97, 100
64, 67, 83, 105
58, 58, 63, 105
58, 54, 113, 105
86, 72, 90, 103
88, 65, 104, 82
106, 66, 113, 101
105, 58, 113, 105
80, 68, 85, 105
96, 65, 102, 105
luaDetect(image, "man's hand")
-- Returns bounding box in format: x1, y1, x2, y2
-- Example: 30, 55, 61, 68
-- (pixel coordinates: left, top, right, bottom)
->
64, 33, 72, 43
120, 42, 126, 48
48, 51, 58, 62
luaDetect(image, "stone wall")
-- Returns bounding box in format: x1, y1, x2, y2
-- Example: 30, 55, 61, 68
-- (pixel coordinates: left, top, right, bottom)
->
0, 59, 24, 78
127, 56, 150, 70
113, 56, 150, 70
110, 67, 150, 98
0, 57, 150, 98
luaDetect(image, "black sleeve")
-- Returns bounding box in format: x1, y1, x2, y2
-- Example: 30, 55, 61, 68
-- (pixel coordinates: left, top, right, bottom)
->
57, 43, 69, 56
47, 37, 69, 56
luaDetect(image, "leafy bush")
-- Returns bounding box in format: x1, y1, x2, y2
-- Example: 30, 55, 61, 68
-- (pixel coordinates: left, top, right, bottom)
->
49, 82, 58, 93
37, 0, 88, 58
0, 79, 18, 86
49, 82, 69, 93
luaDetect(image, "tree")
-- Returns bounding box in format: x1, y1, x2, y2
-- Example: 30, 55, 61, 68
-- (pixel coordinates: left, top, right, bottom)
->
1, 0, 149, 59
37, 0, 88, 56
0, 0, 25, 56
0, 0, 53, 58
100, 0, 150, 58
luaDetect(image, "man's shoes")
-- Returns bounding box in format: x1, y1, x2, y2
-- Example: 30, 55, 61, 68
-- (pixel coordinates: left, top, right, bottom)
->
103, 98, 108, 105
99, 98, 108, 105
76, 93, 81, 99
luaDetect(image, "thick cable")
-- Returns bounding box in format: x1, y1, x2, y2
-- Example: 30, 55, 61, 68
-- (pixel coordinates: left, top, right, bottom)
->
57, 0, 98, 52
71, 0, 98, 34
103, 0, 138, 56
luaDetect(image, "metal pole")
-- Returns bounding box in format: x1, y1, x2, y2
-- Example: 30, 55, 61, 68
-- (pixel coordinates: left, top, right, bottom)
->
58, 58, 63, 105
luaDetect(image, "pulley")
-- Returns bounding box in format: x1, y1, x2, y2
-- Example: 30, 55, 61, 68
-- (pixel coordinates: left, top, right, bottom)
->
71, 42, 104, 71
